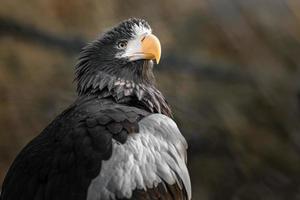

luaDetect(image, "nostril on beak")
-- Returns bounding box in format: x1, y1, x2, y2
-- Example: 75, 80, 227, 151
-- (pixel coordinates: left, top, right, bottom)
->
141, 36, 146, 42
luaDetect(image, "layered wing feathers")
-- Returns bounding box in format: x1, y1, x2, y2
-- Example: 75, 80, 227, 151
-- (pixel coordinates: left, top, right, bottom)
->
0, 97, 148, 200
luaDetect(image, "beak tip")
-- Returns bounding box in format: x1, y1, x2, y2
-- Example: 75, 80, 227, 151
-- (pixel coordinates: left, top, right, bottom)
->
155, 56, 161, 64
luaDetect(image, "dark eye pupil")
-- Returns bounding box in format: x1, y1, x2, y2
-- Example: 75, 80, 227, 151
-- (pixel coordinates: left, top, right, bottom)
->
118, 41, 127, 48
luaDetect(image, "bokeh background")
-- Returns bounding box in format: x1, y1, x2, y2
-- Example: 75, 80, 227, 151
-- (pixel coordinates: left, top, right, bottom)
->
1, 0, 300, 199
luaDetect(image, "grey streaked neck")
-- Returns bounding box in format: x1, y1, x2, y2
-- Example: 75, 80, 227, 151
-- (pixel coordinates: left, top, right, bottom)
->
75, 59, 172, 117
78, 72, 172, 117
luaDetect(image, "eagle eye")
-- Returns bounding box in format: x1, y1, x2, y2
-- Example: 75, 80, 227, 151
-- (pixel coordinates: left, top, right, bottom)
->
117, 41, 128, 49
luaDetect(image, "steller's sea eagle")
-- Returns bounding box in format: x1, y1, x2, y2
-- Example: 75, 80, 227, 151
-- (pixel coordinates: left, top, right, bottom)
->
0, 18, 191, 200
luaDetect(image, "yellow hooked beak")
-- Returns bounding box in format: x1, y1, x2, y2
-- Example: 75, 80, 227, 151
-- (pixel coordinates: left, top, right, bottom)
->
140, 34, 161, 64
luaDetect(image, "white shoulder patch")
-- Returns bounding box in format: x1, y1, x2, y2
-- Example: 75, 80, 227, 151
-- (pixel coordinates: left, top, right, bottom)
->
87, 114, 191, 200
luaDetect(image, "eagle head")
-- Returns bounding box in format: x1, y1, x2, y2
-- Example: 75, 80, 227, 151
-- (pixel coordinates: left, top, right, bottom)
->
75, 18, 161, 96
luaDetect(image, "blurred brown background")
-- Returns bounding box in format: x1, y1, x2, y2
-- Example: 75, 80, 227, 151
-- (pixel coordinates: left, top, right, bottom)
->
1, 0, 300, 199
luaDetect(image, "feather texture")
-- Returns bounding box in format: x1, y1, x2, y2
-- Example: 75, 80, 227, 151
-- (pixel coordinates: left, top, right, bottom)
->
87, 114, 191, 200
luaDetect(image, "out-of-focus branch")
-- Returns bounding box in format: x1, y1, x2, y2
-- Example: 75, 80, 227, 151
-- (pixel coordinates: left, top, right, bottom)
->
0, 16, 85, 54
0, 16, 252, 84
